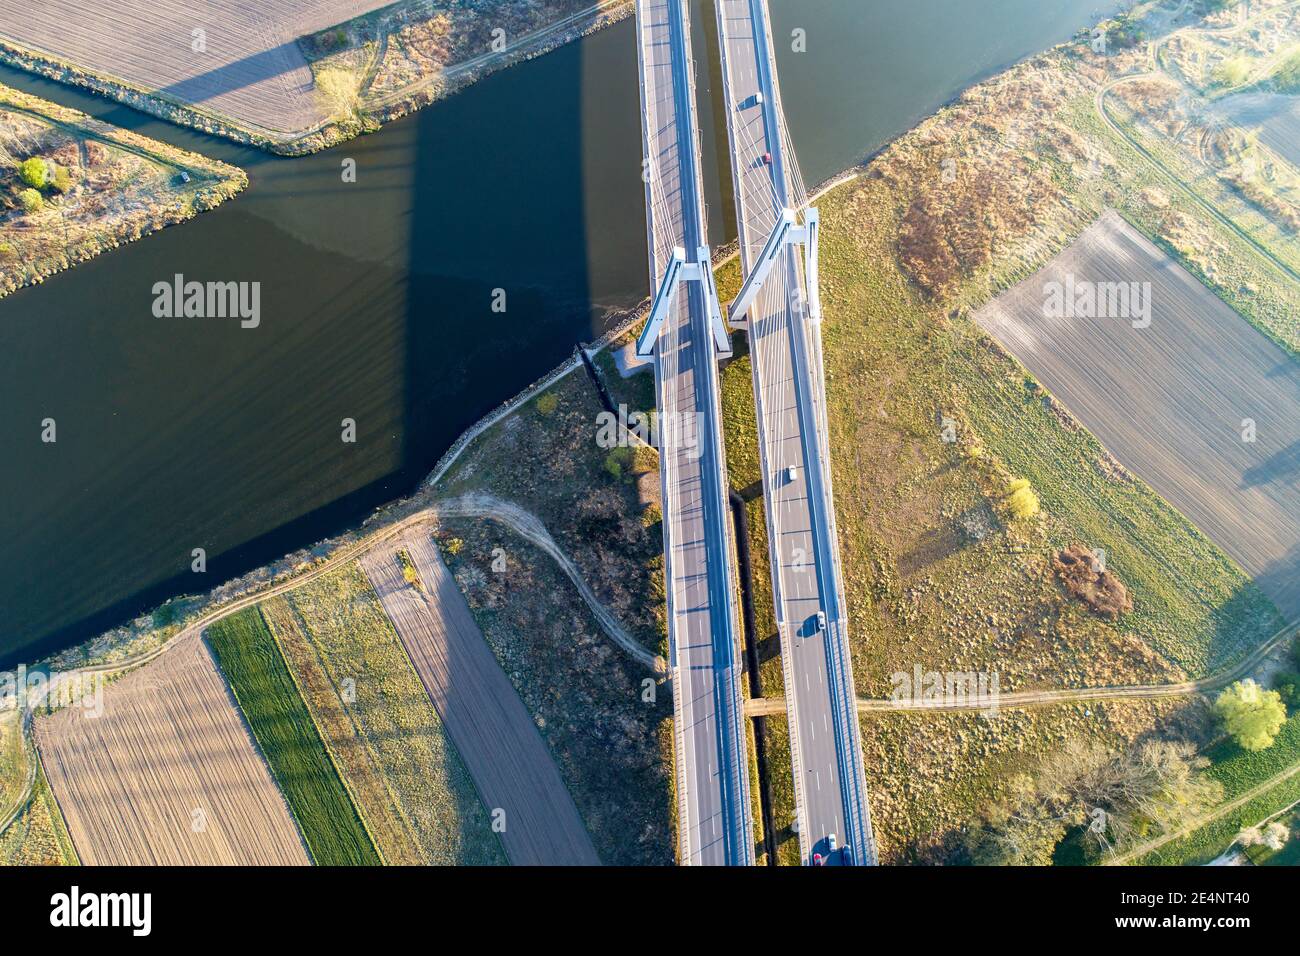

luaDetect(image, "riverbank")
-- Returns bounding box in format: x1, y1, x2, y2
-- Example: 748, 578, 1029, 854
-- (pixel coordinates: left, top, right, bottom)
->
300, 0, 634, 155
0, 1, 632, 157
0, 82, 245, 299
0, 0, 1137, 678
0, 301, 672, 865
7, 0, 1298, 868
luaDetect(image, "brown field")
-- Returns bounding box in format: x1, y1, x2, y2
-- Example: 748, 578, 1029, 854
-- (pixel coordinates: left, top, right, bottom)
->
1261, 100, 1300, 170
0, 0, 388, 134
360, 531, 600, 865
975, 212, 1300, 623
261, 560, 504, 866
35, 631, 309, 865
0, 0, 625, 148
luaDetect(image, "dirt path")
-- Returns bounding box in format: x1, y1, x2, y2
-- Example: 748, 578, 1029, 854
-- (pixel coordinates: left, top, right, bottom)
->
437, 493, 666, 675
361, 532, 600, 866
1106, 759, 1300, 865
2, 495, 654, 843
1094, 0, 1300, 291
739, 615, 1295, 718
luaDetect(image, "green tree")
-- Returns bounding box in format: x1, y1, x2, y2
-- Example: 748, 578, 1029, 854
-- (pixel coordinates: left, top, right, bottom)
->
1002, 477, 1040, 521
1276, 50, 1300, 93
1271, 671, 1300, 713
603, 446, 634, 481
18, 188, 43, 213
1214, 57, 1251, 89
966, 738, 1221, 864
1215, 679, 1287, 751
18, 157, 46, 189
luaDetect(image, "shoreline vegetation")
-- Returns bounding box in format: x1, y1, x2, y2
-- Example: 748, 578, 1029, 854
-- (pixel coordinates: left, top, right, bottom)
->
5, 0, 1300, 867
0, 1, 632, 157
299, 0, 634, 155
0, 82, 246, 300
792, 0, 1300, 862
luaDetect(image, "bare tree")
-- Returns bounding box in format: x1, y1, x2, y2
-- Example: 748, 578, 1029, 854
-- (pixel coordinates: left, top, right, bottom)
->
967, 738, 1223, 864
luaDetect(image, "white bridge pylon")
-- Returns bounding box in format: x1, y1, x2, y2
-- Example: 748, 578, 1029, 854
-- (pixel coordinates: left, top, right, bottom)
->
729, 206, 821, 326
636, 245, 732, 358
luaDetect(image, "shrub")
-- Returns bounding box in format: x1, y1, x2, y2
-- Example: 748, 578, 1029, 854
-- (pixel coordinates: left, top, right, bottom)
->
1002, 477, 1040, 521
1215, 679, 1287, 751
443, 537, 464, 557
1276, 50, 1300, 93
151, 601, 179, 628
630, 443, 658, 475
315, 67, 361, 117
1213, 57, 1250, 89
18, 188, 43, 213
966, 738, 1221, 864
603, 446, 634, 481
535, 392, 558, 415
18, 157, 46, 189
1103, 15, 1144, 50
1237, 821, 1289, 850
1053, 544, 1132, 619
51, 165, 73, 194
395, 549, 424, 592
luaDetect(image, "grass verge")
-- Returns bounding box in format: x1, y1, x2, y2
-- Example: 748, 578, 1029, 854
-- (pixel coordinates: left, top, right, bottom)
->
0, 758, 76, 866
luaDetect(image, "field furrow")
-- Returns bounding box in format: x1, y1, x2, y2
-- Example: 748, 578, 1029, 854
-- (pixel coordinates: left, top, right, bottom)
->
36, 630, 309, 865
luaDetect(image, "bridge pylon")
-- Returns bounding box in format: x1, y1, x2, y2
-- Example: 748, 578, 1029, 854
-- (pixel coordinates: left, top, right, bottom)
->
727, 207, 822, 328
637, 245, 733, 358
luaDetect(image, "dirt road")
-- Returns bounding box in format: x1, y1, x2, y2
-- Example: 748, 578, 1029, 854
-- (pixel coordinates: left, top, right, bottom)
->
360, 531, 600, 866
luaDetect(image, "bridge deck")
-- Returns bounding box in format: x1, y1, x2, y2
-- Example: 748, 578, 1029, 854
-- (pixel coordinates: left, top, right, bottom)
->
714, 0, 875, 865
634, 0, 752, 866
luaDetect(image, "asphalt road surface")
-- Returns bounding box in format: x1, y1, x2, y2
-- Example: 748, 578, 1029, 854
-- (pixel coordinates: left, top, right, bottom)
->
714, 0, 874, 865
635, 0, 753, 865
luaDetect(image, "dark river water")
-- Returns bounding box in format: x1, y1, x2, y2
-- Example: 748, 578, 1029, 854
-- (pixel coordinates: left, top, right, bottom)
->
0, 0, 1115, 665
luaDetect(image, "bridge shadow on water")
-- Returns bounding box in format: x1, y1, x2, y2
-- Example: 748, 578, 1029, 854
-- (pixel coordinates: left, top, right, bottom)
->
0, 21, 651, 667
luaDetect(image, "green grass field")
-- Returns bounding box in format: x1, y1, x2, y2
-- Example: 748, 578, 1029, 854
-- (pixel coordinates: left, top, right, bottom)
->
0, 761, 77, 866
206, 608, 380, 866
1137, 715, 1300, 864
1244, 801, 1300, 865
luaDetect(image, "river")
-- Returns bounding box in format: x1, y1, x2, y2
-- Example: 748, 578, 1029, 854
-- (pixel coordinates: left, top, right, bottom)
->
0, 0, 1116, 665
